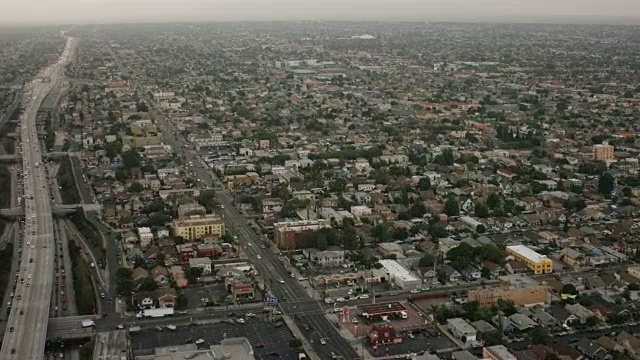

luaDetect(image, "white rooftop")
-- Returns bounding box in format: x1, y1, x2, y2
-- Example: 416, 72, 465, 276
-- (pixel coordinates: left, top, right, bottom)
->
506, 245, 547, 262
378, 259, 420, 282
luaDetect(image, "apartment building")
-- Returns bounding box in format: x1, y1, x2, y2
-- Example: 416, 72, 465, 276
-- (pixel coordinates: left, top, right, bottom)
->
467, 285, 548, 307
171, 214, 225, 242
273, 219, 331, 249
593, 142, 614, 161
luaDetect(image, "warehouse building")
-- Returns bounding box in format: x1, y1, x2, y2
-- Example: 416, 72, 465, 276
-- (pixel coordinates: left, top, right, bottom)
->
378, 259, 421, 290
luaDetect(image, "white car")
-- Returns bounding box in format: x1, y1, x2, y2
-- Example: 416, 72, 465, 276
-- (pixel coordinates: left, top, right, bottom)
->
320, 339, 327, 345
278, 279, 285, 284
195, 339, 204, 345
236, 318, 245, 324
256, 255, 261, 260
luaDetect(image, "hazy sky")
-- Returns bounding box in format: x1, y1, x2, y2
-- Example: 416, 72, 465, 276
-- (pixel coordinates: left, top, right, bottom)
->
1, 0, 640, 25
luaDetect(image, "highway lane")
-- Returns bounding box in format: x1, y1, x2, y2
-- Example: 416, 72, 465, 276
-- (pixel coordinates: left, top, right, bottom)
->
145, 100, 359, 359
0, 36, 76, 359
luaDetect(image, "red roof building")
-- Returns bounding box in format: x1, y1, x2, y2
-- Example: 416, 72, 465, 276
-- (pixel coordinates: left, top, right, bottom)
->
368, 325, 403, 346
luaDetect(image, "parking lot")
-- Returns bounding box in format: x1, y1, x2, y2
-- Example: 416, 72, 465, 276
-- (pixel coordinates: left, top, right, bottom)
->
183, 283, 229, 307
366, 329, 458, 358
131, 318, 298, 359
336, 302, 426, 338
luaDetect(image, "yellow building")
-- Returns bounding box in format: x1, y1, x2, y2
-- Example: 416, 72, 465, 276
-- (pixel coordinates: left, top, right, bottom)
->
506, 245, 553, 274
593, 142, 614, 161
171, 214, 225, 242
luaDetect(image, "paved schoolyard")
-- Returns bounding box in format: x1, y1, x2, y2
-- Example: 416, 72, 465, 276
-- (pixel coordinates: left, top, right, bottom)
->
130, 318, 299, 359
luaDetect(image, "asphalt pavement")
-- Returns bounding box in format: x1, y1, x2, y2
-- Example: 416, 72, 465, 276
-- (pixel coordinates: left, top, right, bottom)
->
147, 100, 359, 359
0, 36, 75, 359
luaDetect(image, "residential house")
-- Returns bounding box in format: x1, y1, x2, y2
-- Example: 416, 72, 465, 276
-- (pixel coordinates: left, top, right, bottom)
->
462, 266, 482, 281
575, 338, 611, 360
132, 267, 149, 282
135, 291, 157, 309
440, 265, 462, 283
150, 266, 170, 286
156, 288, 177, 308
616, 332, 640, 354
548, 306, 579, 327
188, 257, 213, 275
566, 303, 596, 323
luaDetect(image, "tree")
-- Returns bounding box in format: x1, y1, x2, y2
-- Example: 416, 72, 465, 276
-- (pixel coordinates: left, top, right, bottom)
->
623, 186, 633, 197
419, 253, 435, 267
129, 181, 144, 193
197, 190, 217, 213
598, 172, 615, 194
444, 196, 460, 217
371, 223, 390, 243
475, 202, 490, 218
629, 283, 640, 291
561, 283, 578, 296
486, 192, 501, 210
418, 177, 431, 191
115, 268, 134, 297
138, 277, 158, 291
530, 326, 551, 345
429, 221, 448, 238
585, 316, 599, 327
122, 149, 142, 169
435, 149, 455, 166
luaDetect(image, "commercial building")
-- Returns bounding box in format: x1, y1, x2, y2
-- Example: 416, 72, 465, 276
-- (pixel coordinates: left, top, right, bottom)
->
368, 324, 403, 346
483, 345, 516, 360
593, 142, 614, 161
467, 285, 548, 308
447, 318, 477, 343
171, 214, 225, 242
136, 338, 255, 360
506, 245, 553, 274
378, 259, 422, 290
273, 219, 331, 249
358, 302, 407, 319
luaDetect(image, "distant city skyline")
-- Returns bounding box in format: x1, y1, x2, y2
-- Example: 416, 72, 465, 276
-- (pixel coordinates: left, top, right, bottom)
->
1, 0, 640, 25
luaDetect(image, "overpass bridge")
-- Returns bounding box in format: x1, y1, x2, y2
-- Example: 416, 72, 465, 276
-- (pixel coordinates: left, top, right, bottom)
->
0, 316, 96, 341
0, 152, 79, 163
0, 204, 101, 218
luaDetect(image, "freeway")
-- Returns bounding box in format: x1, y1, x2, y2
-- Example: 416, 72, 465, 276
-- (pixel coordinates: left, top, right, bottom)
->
0, 36, 76, 359
146, 99, 359, 359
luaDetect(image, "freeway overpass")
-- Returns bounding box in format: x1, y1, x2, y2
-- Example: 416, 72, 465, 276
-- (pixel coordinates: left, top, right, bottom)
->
0, 152, 79, 163
0, 204, 101, 218
0, 316, 95, 341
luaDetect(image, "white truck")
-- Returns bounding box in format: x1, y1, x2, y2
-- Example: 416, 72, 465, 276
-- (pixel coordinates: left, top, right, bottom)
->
81, 319, 95, 328
137, 308, 175, 318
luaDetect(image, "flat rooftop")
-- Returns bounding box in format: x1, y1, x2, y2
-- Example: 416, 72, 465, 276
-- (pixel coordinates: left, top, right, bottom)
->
357, 301, 406, 316
506, 245, 548, 262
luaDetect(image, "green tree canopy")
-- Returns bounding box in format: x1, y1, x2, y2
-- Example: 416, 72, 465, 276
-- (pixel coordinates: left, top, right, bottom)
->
444, 196, 460, 217
598, 172, 615, 194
